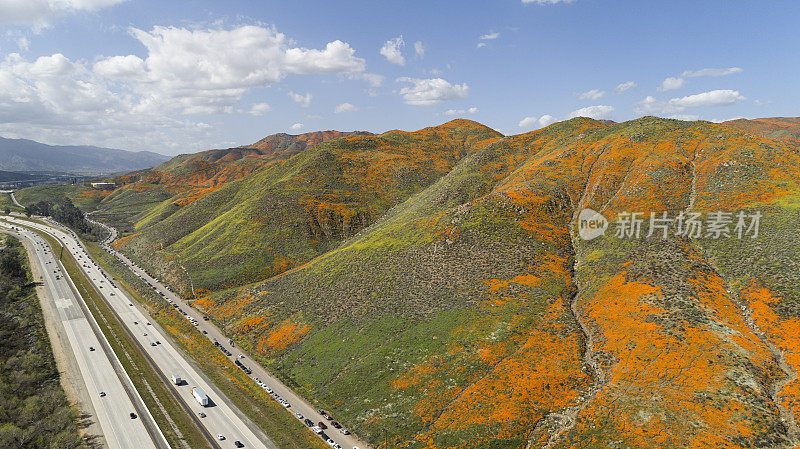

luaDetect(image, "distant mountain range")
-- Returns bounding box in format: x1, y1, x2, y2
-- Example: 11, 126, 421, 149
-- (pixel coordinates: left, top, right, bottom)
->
0, 136, 170, 175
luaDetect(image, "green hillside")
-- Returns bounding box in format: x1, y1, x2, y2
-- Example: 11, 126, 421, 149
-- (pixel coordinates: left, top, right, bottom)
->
195, 117, 800, 448
114, 120, 503, 294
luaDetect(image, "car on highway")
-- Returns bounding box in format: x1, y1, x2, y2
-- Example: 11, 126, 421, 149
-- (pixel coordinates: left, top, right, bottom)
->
99, 391, 106, 397
217, 434, 225, 441
89, 346, 95, 351
198, 412, 206, 418
129, 412, 137, 419
234, 442, 244, 448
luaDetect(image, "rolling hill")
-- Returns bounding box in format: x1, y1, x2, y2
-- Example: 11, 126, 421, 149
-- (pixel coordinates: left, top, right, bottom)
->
0, 136, 169, 174
188, 116, 800, 448
108, 121, 503, 293
724, 116, 800, 147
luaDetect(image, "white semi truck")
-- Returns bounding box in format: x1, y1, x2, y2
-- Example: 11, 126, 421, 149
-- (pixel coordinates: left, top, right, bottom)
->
171, 374, 182, 385
191, 387, 209, 406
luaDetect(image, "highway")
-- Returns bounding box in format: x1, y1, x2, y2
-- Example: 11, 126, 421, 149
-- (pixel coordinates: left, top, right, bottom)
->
6, 216, 277, 449
85, 217, 371, 449
0, 221, 167, 449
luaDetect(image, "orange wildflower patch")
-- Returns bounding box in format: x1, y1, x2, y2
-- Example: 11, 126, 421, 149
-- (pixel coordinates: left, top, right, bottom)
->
112, 232, 140, 250
256, 320, 310, 354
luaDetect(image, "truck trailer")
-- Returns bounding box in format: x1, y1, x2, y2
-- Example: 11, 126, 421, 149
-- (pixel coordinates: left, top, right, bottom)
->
191, 387, 209, 406
171, 374, 182, 385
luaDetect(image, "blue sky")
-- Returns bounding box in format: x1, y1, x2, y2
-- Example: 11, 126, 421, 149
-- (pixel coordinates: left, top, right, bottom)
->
0, 0, 798, 154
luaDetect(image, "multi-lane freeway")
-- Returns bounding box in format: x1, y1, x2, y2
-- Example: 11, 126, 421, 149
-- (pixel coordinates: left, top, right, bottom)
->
85, 217, 371, 449
0, 221, 167, 449
5, 216, 276, 449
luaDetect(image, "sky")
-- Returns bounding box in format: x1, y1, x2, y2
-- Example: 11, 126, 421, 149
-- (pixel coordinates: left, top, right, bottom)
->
0, 0, 798, 155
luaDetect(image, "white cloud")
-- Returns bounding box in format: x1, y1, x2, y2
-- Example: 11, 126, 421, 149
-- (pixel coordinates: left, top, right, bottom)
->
659, 67, 742, 92
522, 0, 576, 4
380, 36, 406, 66
348, 72, 384, 87
577, 89, 606, 100
16, 37, 30, 51
288, 91, 312, 107
668, 89, 745, 108
444, 107, 478, 116
660, 77, 685, 91
636, 90, 746, 116
519, 114, 557, 128
0, 0, 127, 29
361, 72, 384, 87
476, 43, 487, 49
682, 67, 743, 78
93, 54, 146, 80
290, 123, 304, 130
614, 81, 636, 94
396, 77, 469, 106
538, 114, 557, 126
248, 102, 271, 116
334, 102, 358, 113
414, 41, 425, 58
91, 25, 364, 114
637, 96, 677, 115
480, 32, 500, 40
567, 105, 614, 120
0, 24, 369, 152
0, 52, 210, 152
667, 114, 701, 121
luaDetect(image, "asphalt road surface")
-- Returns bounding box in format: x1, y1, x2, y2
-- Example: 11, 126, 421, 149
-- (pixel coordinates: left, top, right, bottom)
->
0, 221, 167, 449
85, 217, 372, 449
9, 216, 277, 449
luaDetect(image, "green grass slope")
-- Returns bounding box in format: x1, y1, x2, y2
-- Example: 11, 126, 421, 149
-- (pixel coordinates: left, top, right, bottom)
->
196, 117, 800, 448
116, 120, 503, 293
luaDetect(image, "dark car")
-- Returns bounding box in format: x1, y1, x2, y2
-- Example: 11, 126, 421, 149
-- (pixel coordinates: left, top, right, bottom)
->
129, 412, 137, 419
234, 442, 244, 448
331, 421, 342, 429
317, 422, 327, 430
304, 418, 314, 427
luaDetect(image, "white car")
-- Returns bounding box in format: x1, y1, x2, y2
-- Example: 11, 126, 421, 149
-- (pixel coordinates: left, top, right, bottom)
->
217, 434, 225, 441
